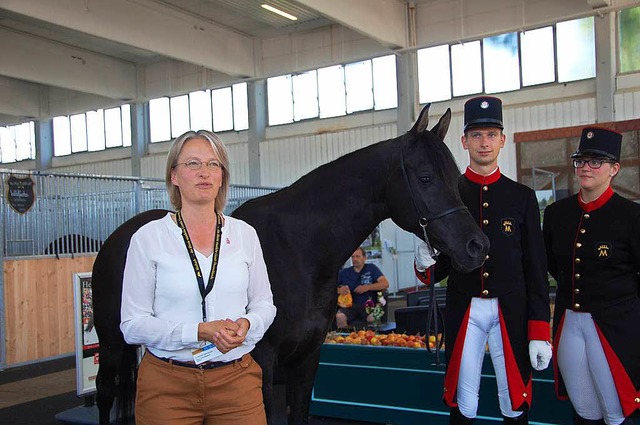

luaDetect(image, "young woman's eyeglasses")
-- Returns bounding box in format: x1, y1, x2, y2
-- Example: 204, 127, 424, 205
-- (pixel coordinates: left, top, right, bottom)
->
174, 160, 222, 170
572, 158, 614, 169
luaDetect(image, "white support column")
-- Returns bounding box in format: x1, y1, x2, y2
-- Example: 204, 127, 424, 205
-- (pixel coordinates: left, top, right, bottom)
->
247, 80, 267, 187
130, 102, 149, 178
594, 12, 616, 123
396, 51, 418, 136
35, 119, 53, 171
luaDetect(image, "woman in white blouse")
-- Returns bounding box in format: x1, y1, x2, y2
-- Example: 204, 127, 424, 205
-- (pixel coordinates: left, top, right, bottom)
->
120, 130, 276, 424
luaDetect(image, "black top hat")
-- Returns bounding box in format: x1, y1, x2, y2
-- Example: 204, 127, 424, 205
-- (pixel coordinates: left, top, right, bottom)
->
571, 127, 622, 162
464, 96, 504, 132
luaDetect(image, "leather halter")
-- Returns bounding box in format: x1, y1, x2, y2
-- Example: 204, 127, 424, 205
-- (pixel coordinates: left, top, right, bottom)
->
399, 143, 467, 255
399, 142, 459, 366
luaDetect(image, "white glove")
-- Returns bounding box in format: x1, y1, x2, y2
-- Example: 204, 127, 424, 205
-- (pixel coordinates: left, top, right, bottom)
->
528, 340, 552, 371
415, 242, 437, 272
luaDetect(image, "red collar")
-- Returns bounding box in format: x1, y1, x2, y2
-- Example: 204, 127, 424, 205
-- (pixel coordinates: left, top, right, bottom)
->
464, 167, 501, 185
578, 186, 614, 212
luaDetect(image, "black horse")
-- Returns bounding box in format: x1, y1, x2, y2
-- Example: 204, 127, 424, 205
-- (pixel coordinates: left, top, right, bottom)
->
92, 104, 490, 425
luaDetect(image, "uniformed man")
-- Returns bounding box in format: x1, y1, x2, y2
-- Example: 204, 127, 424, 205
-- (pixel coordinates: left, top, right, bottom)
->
415, 96, 552, 425
543, 127, 640, 425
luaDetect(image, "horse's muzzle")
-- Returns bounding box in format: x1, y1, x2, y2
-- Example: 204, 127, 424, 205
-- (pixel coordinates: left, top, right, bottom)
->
461, 234, 490, 272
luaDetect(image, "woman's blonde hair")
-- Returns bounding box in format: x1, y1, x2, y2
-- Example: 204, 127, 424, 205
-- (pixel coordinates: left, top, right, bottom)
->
165, 130, 230, 212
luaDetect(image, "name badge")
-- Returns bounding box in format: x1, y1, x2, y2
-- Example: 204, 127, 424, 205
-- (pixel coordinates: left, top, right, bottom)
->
192, 343, 222, 364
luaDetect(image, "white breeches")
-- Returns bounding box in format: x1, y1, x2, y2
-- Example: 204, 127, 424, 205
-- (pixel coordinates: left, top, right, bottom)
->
557, 310, 625, 425
457, 297, 522, 419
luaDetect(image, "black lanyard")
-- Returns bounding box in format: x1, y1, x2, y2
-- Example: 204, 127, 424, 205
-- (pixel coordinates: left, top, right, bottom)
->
176, 210, 223, 322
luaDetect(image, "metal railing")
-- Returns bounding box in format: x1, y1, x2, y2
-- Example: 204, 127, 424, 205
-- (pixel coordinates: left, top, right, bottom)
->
0, 170, 278, 257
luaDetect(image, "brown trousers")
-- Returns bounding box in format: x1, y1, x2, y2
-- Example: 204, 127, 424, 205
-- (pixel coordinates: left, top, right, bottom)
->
135, 352, 267, 425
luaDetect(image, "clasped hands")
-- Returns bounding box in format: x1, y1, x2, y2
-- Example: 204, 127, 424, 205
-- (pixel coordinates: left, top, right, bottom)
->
198, 318, 250, 354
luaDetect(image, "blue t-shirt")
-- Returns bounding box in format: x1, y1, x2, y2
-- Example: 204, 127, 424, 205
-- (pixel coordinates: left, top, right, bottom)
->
337, 263, 383, 307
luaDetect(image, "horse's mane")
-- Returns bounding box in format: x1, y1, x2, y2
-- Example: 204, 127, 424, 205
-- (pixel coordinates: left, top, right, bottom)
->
424, 132, 461, 184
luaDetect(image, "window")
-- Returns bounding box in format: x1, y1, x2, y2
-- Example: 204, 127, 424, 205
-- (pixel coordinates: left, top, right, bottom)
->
372, 55, 397, 110
451, 41, 482, 97
483, 33, 520, 93
170, 95, 189, 138
232, 83, 249, 131
53, 116, 71, 156
121, 105, 131, 147
87, 109, 106, 151
292, 71, 319, 121
190, 90, 213, 132
557, 17, 595, 82
53, 105, 132, 155
418, 45, 452, 103
0, 122, 35, 163
149, 98, 171, 143
267, 75, 294, 125
619, 6, 640, 73
267, 55, 397, 124
104, 107, 123, 148
521, 27, 555, 86
318, 65, 346, 118
70, 114, 88, 153
212, 87, 234, 132
150, 86, 249, 141
345, 61, 373, 113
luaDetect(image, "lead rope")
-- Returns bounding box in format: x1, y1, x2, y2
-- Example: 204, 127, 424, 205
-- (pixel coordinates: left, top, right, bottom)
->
421, 222, 445, 367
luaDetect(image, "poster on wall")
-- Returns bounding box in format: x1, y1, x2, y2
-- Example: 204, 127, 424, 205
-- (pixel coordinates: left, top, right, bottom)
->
73, 272, 99, 397
361, 226, 382, 268
341, 226, 383, 269
6, 174, 35, 214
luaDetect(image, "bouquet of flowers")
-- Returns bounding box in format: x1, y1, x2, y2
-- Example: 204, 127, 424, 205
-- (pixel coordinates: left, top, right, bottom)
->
364, 291, 386, 324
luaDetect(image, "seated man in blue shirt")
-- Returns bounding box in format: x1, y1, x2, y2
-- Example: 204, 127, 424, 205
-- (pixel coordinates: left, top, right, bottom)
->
336, 247, 389, 328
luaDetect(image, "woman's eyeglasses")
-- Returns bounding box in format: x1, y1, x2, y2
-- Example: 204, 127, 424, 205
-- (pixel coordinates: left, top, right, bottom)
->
572, 158, 614, 169
174, 160, 223, 170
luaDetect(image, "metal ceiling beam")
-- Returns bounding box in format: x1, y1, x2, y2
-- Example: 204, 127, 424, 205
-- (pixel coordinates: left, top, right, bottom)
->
295, 0, 407, 49
0, 27, 137, 101
0, 76, 40, 121
0, 0, 256, 78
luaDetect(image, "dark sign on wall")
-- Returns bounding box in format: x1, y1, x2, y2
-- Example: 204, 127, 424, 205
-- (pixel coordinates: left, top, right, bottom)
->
6, 174, 35, 214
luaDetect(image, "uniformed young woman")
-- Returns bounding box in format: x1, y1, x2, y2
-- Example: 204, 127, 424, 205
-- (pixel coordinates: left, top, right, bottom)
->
415, 96, 552, 425
543, 127, 640, 425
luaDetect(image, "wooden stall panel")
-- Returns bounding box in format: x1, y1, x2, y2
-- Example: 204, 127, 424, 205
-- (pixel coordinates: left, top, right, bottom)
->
4, 256, 95, 365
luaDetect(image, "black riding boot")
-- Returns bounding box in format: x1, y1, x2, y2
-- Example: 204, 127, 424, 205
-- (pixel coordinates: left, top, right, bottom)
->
503, 410, 528, 424
450, 407, 473, 425
573, 412, 605, 425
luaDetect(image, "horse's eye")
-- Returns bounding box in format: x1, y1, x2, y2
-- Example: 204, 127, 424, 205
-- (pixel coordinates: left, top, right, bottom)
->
419, 175, 432, 184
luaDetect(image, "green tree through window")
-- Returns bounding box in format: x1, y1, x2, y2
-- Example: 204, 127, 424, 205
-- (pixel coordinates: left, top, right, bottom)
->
619, 6, 640, 73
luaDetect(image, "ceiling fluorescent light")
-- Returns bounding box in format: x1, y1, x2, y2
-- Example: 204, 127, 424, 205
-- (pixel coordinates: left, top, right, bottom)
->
261, 4, 298, 21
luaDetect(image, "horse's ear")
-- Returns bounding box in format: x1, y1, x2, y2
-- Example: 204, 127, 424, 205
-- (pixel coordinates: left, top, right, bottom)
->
410, 103, 431, 134
431, 108, 452, 140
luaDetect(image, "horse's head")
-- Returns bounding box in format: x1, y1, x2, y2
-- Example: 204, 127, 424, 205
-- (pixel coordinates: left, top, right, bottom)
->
386, 104, 489, 272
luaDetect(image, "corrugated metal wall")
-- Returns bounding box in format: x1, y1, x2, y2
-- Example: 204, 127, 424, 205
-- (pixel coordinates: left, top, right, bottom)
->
261, 123, 398, 187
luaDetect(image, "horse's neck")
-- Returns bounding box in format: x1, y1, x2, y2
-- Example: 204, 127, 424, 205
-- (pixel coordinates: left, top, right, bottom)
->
282, 139, 395, 261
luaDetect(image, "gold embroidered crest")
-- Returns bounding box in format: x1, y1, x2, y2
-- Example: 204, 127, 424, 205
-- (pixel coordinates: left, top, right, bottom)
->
501, 218, 514, 235
597, 242, 612, 259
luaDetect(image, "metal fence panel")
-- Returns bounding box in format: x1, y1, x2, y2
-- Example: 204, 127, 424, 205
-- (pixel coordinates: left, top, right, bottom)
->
0, 170, 278, 257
